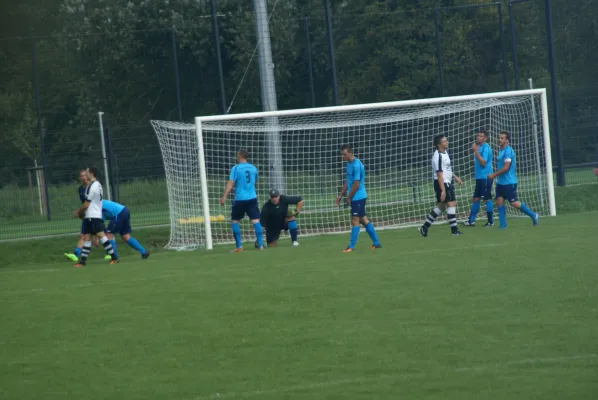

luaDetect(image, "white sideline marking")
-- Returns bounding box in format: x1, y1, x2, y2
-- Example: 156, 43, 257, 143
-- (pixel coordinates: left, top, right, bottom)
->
193, 354, 598, 400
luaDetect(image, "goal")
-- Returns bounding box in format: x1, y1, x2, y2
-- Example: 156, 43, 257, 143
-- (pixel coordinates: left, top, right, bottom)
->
151, 89, 555, 250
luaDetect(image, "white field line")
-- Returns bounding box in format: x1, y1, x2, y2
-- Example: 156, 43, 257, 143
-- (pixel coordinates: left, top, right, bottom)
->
192, 354, 598, 400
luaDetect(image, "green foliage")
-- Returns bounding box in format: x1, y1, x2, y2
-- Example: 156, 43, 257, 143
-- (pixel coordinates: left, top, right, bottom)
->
0, 1, 596, 184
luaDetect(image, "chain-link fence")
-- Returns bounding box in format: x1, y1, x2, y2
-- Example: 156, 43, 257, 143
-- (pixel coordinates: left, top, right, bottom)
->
1, 0, 596, 241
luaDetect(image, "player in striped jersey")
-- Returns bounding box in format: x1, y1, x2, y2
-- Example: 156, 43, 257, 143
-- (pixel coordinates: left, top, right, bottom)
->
419, 134, 463, 237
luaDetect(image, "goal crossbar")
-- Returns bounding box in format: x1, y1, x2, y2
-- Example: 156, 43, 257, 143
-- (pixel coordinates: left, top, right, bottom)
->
198, 89, 547, 122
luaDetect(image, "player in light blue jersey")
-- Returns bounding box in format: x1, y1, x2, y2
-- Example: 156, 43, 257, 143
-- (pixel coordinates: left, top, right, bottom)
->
487, 131, 538, 228
102, 199, 150, 259
463, 128, 495, 227
335, 145, 381, 252
219, 149, 264, 252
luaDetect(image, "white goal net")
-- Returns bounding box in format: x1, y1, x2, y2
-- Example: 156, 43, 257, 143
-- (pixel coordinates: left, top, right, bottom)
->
151, 89, 555, 250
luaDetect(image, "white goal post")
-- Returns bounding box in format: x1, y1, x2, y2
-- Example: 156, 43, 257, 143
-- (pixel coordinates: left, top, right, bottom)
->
151, 89, 555, 251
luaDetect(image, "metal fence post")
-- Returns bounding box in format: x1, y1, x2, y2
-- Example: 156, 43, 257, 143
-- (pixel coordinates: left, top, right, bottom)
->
31, 35, 51, 221
323, 0, 339, 105
210, 0, 227, 114
434, 8, 445, 96
171, 28, 183, 120
544, 0, 565, 186
508, 1, 520, 89
497, 1, 509, 90
304, 16, 316, 108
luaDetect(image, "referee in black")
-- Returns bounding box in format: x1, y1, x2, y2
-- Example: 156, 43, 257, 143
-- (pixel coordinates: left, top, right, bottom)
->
258, 189, 304, 247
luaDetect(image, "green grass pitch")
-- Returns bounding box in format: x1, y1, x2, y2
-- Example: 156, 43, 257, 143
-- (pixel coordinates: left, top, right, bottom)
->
1, 212, 597, 399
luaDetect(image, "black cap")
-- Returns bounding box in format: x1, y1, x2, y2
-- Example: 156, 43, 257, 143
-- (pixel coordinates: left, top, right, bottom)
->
269, 189, 280, 197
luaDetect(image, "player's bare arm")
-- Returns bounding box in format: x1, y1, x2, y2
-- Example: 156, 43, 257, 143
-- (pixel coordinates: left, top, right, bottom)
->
453, 174, 463, 185
346, 181, 360, 204
74, 201, 90, 218
471, 143, 487, 167
220, 180, 235, 205
488, 160, 510, 180
436, 171, 446, 201
336, 183, 347, 205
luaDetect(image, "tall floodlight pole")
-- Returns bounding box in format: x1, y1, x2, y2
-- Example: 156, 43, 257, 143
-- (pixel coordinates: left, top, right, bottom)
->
253, 0, 286, 192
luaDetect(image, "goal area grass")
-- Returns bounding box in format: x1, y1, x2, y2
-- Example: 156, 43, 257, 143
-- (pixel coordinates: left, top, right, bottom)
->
1, 208, 597, 399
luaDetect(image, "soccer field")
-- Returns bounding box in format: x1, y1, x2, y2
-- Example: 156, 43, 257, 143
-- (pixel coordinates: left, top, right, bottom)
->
1, 213, 597, 399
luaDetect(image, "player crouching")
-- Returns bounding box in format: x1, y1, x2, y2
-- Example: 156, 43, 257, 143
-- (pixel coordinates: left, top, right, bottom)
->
257, 189, 303, 248
102, 199, 150, 259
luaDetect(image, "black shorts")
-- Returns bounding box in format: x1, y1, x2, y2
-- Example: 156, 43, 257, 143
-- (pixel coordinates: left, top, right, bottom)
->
265, 222, 288, 244
473, 178, 493, 200
106, 207, 133, 236
82, 218, 105, 235
495, 184, 518, 202
231, 199, 260, 221
434, 180, 456, 203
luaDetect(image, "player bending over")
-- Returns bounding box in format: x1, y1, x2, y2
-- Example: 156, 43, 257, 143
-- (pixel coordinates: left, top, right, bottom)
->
219, 149, 264, 252
419, 134, 464, 237
487, 131, 538, 229
463, 128, 495, 227
64, 169, 101, 262
102, 200, 150, 259
336, 145, 381, 252
259, 189, 303, 247
73, 167, 118, 267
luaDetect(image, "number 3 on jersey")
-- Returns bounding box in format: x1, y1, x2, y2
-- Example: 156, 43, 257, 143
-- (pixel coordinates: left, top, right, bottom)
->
245, 170, 251, 183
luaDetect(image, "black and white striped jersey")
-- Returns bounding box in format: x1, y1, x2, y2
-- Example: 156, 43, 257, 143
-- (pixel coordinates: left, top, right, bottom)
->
431, 150, 453, 183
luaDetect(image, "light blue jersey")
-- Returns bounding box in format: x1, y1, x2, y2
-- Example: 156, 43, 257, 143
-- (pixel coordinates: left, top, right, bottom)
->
229, 162, 258, 201
102, 199, 125, 220
346, 158, 367, 201
496, 145, 517, 185
474, 143, 493, 179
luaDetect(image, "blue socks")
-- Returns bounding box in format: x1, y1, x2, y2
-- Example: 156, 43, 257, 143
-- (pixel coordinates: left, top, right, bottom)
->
469, 201, 480, 223
498, 205, 507, 227
253, 222, 263, 248
365, 222, 380, 246
126, 237, 146, 255
110, 239, 119, 258
348, 226, 360, 249
74, 247, 81, 257
486, 200, 494, 224
288, 220, 298, 242
232, 222, 242, 248
519, 202, 536, 219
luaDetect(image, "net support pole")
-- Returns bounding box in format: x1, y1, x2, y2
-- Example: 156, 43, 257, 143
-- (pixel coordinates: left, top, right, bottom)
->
539, 88, 557, 216
195, 118, 213, 250
253, 0, 285, 192
98, 111, 111, 200
528, 78, 545, 212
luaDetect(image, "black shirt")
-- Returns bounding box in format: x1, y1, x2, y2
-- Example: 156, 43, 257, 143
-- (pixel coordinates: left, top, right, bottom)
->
260, 195, 303, 230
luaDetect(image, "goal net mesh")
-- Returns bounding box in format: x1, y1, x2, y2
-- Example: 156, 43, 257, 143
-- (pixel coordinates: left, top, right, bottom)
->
152, 93, 550, 250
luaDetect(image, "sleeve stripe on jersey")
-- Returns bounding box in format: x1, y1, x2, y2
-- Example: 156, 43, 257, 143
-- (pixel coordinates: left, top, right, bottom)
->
436, 153, 443, 172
